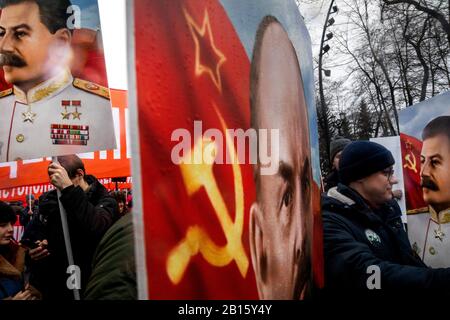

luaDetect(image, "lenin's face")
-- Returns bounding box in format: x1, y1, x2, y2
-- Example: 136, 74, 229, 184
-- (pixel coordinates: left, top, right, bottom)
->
249, 21, 312, 300
0, 2, 70, 89
421, 135, 450, 212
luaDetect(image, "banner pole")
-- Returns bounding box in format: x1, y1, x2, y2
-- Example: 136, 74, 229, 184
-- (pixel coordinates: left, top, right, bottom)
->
52, 156, 80, 300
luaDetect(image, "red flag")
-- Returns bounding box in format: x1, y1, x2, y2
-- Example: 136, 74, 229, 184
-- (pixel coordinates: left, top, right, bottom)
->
134, 0, 258, 299
400, 133, 427, 212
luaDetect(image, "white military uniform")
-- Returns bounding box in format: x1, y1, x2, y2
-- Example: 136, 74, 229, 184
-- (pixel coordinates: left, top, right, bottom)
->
0, 69, 116, 162
408, 206, 450, 268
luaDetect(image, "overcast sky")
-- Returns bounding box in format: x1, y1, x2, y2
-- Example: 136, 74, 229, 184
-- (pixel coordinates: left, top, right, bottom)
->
99, 0, 356, 102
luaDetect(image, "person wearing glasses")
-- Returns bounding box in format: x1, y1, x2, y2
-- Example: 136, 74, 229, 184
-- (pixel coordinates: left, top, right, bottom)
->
322, 140, 450, 294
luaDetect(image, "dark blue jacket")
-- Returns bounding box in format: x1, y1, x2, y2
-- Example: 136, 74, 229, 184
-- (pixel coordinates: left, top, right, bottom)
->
322, 184, 450, 292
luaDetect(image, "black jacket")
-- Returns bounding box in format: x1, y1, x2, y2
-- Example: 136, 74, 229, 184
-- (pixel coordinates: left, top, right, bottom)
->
19, 205, 38, 228
324, 169, 339, 192
322, 183, 450, 293
23, 175, 119, 300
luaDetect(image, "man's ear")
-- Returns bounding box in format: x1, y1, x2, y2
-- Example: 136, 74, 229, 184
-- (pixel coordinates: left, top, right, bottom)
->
249, 202, 266, 299
55, 28, 72, 44
76, 168, 85, 178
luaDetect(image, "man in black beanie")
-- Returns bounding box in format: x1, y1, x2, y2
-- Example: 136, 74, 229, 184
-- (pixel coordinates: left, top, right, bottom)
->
322, 141, 450, 294
324, 136, 351, 191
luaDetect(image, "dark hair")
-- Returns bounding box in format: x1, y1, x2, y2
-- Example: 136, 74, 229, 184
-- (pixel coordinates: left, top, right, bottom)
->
0, 201, 17, 224
0, 0, 73, 34
111, 191, 126, 204
57, 154, 86, 179
110, 191, 128, 214
422, 116, 450, 143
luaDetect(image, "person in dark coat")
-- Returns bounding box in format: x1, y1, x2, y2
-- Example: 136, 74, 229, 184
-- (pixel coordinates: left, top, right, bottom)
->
23, 155, 119, 300
20, 194, 38, 228
324, 136, 351, 192
322, 141, 450, 294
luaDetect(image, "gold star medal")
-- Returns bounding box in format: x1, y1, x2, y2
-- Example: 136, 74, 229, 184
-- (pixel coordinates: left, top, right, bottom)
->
71, 100, 82, 120
72, 110, 82, 120
61, 100, 71, 120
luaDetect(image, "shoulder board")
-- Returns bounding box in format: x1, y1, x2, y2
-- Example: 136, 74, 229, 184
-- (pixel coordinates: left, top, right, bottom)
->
0, 88, 13, 98
73, 78, 110, 100
406, 207, 429, 215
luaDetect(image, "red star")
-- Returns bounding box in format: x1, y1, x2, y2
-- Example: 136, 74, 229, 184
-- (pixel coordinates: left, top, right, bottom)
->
184, 8, 227, 93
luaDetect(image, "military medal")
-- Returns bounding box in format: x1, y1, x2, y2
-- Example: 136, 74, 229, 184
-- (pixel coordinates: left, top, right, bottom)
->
22, 106, 37, 123
71, 100, 82, 120
61, 100, 71, 120
434, 227, 445, 241
50, 124, 89, 145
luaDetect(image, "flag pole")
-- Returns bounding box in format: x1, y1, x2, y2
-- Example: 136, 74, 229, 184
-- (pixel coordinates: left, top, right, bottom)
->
52, 156, 80, 300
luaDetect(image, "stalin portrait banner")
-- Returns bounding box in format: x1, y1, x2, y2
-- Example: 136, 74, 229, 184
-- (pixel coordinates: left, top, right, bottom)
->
0, 0, 116, 163
399, 91, 450, 268
128, 0, 323, 299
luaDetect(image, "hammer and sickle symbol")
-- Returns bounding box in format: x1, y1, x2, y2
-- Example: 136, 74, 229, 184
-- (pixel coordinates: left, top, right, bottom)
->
166, 106, 249, 284
403, 152, 417, 174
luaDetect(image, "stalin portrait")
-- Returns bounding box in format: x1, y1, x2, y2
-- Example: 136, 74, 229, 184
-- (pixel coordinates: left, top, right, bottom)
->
408, 116, 450, 268
0, 0, 115, 163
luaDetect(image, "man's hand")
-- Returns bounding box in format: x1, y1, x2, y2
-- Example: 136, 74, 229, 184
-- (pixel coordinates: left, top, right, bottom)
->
28, 239, 50, 261
48, 162, 73, 191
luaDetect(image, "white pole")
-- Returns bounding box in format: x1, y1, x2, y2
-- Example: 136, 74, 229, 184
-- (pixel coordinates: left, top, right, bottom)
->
52, 157, 80, 300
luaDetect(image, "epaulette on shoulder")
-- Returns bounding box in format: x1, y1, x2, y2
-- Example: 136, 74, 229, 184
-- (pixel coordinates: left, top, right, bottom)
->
0, 88, 13, 98
73, 78, 110, 100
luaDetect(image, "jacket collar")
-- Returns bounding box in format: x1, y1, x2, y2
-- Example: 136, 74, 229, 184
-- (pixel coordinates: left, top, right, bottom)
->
13, 68, 72, 104
327, 186, 355, 206
0, 243, 25, 279
325, 184, 393, 225
429, 206, 450, 225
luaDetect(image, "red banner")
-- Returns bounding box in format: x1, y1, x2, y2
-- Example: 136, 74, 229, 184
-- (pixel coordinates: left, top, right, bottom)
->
0, 89, 131, 190
400, 133, 427, 212
0, 177, 132, 203
134, 0, 258, 299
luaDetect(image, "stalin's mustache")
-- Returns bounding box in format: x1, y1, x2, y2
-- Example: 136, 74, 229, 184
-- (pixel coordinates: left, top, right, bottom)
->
0, 52, 27, 68
421, 177, 439, 191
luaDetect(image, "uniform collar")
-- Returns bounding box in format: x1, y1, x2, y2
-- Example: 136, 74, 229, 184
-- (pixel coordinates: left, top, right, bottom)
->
13, 69, 72, 104
429, 206, 450, 224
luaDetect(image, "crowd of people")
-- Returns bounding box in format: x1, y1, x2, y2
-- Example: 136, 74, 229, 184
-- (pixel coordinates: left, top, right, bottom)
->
0, 155, 136, 300
3, 135, 450, 300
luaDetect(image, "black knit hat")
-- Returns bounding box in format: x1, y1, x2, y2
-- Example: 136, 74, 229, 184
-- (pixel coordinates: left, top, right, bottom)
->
330, 136, 351, 162
0, 201, 16, 224
339, 141, 395, 184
